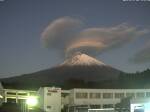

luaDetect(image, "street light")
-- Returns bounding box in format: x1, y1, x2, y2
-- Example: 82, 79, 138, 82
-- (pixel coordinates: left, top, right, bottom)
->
26, 96, 38, 109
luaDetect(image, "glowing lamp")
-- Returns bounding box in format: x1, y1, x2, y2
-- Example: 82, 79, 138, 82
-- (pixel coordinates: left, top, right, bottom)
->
26, 96, 38, 107
0, 95, 3, 98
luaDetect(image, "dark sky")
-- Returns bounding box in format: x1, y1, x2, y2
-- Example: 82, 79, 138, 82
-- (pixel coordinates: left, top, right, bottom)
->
0, 0, 150, 78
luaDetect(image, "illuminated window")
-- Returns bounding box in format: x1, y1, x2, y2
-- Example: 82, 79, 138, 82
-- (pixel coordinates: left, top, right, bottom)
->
136, 92, 145, 98
103, 93, 113, 99
90, 93, 101, 99
115, 93, 124, 98
76, 92, 88, 99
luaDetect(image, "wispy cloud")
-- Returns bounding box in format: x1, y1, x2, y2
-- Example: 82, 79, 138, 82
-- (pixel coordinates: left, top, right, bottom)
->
41, 17, 149, 58
41, 16, 82, 50
132, 41, 150, 63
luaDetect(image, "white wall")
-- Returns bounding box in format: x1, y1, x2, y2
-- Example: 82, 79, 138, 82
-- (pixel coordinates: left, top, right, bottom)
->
38, 87, 61, 112
69, 88, 150, 107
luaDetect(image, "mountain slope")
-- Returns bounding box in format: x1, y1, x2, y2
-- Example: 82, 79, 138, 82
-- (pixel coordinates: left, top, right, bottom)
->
1, 53, 122, 90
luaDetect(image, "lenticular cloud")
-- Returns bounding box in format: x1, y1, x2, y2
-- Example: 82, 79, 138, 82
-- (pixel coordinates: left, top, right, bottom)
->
41, 17, 149, 57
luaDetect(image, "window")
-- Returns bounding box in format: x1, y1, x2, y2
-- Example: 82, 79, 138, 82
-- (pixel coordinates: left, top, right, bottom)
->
47, 93, 51, 96
7, 92, 16, 95
30, 92, 36, 96
126, 93, 135, 98
136, 92, 145, 98
47, 106, 51, 109
146, 92, 150, 97
103, 104, 113, 108
115, 93, 124, 98
18, 93, 27, 95
103, 93, 113, 99
90, 105, 101, 109
7, 98, 16, 103
90, 93, 101, 99
76, 92, 88, 99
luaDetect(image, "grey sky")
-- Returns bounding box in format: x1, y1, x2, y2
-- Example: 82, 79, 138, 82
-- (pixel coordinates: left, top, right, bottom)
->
0, 0, 150, 77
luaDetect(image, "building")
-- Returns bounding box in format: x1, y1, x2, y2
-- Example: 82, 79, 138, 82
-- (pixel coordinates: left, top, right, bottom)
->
1, 87, 150, 112
0, 82, 3, 105
66, 88, 150, 112
1, 89, 36, 103
38, 87, 61, 112
37, 88, 150, 112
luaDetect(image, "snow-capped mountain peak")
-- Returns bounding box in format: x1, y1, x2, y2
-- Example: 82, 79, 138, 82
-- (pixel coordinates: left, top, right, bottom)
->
62, 52, 105, 66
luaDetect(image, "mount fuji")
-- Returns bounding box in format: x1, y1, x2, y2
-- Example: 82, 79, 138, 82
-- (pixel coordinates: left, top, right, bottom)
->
62, 52, 105, 66
1, 53, 123, 90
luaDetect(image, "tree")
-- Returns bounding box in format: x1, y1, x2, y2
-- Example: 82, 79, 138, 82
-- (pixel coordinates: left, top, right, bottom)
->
115, 97, 131, 112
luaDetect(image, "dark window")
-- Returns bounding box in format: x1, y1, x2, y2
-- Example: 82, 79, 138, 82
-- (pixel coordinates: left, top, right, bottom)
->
47, 106, 51, 109
18, 93, 27, 95
126, 93, 135, 98
115, 93, 124, 98
7, 92, 16, 95
103, 93, 113, 99
76, 92, 88, 99
90, 105, 101, 109
47, 93, 51, 96
136, 92, 145, 98
90, 93, 101, 99
103, 104, 113, 108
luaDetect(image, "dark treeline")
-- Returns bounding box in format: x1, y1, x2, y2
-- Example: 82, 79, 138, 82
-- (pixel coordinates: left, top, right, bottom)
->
118, 68, 150, 89
1, 68, 150, 90
63, 68, 150, 89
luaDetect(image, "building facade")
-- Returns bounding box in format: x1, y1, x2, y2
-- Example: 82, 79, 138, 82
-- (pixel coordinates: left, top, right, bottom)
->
1, 87, 150, 112
38, 87, 62, 112
68, 88, 150, 109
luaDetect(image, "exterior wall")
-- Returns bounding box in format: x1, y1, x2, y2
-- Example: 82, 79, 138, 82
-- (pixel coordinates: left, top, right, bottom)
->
0, 89, 4, 106
61, 90, 70, 106
38, 88, 45, 110
38, 87, 61, 112
0, 82, 4, 105
69, 89, 75, 105
69, 88, 150, 108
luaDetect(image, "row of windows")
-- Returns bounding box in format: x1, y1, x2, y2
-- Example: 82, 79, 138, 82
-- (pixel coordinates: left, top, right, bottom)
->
76, 104, 114, 109
76, 92, 88, 98
90, 93, 101, 99
75, 92, 150, 99
6, 91, 36, 96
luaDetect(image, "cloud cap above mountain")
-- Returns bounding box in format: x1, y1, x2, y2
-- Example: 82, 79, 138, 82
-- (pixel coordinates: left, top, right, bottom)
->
41, 17, 149, 59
